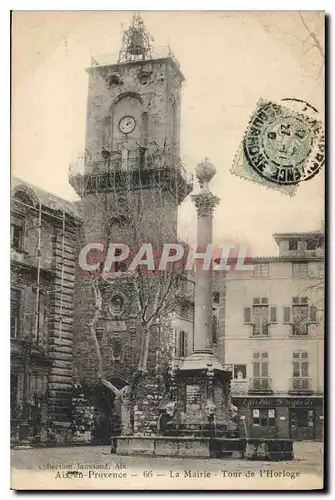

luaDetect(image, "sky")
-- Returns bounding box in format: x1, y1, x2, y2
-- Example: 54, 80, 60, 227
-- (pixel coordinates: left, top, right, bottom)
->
12, 11, 325, 255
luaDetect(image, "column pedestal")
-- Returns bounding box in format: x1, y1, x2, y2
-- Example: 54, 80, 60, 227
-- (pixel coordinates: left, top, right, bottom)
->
176, 159, 234, 436
176, 353, 234, 437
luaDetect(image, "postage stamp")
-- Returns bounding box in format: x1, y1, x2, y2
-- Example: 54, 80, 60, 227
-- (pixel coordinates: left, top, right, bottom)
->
231, 98, 325, 196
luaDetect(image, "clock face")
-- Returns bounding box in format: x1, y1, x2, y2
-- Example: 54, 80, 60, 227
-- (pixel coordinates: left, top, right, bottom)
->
119, 116, 136, 134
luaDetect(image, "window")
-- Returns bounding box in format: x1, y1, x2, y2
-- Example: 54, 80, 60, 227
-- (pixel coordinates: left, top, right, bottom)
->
253, 297, 268, 305
253, 305, 269, 336
139, 73, 150, 85
233, 364, 247, 380
11, 289, 21, 339
292, 352, 309, 390
11, 216, 23, 252
253, 408, 276, 426
292, 303, 309, 335
292, 352, 308, 377
306, 239, 317, 250
290, 408, 314, 428
212, 315, 218, 344
254, 263, 269, 277
179, 330, 188, 358
213, 291, 220, 304
252, 352, 270, 390
244, 299, 277, 335
289, 240, 298, 250
33, 290, 49, 345
109, 74, 122, 87
284, 298, 317, 331
292, 262, 308, 277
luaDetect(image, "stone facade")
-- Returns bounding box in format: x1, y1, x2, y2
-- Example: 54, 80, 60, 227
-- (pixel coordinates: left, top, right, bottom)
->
10, 179, 81, 443
223, 230, 324, 440
68, 24, 194, 436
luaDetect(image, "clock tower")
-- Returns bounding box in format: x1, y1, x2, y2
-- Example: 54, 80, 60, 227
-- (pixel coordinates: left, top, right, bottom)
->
70, 13, 192, 435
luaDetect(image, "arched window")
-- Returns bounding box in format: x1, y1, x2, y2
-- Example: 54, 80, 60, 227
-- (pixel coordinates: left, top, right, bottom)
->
12, 187, 38, 208
109, 74, 122, 87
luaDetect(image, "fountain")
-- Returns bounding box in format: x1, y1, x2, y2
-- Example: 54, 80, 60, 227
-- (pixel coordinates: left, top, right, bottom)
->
114, 159, 294, 460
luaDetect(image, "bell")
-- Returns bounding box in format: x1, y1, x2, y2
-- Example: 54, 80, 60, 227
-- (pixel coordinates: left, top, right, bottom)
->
129, 32, 145, 56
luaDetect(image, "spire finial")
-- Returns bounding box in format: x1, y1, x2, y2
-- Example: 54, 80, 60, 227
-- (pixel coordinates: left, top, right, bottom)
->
118, 13, 154, 63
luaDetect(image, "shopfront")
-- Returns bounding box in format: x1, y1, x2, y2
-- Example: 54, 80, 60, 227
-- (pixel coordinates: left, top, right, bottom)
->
233, 396, 324, 441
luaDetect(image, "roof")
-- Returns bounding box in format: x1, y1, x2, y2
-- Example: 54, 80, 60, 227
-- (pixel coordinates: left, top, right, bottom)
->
87, 55, 185, 82
273, 230, 324, 245
11, 177, 82, 221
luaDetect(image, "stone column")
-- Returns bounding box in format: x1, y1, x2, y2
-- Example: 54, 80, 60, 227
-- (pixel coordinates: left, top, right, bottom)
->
191, 159, 220, 353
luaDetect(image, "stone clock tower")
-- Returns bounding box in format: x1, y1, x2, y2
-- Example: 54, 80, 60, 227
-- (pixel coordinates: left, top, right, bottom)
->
70, 14, 192, 434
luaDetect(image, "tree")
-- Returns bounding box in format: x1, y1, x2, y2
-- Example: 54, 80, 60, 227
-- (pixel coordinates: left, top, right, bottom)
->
72, 149, 193, 435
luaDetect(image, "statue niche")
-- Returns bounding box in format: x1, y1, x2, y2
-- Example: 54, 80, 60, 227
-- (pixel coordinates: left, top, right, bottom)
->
109, 294, 125, 318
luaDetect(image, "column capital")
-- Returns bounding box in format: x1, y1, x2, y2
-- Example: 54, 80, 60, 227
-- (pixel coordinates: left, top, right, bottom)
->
191, 191, 220, 216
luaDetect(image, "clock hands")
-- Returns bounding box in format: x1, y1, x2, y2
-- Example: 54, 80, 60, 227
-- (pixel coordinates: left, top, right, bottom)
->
119, 116, 135, 134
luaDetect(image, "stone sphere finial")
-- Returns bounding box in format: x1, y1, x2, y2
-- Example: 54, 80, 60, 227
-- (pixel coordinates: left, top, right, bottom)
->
195, 158, 216, 185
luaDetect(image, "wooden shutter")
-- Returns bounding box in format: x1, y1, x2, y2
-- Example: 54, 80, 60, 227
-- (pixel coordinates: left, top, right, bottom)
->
253, 362, 260, 377
292, 361, 300, 377
301, 362, 309, 377
244, 307, 252, 324
261, 362, 269, 377
269, 306, 277, 323
184, 332, 189, 357
283, 306, 292, 323
309, 305, 317, 323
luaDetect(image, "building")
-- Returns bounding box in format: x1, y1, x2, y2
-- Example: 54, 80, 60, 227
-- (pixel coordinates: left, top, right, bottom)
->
10, 178, 81, 442
10, 15, 200, 442
11, 14, 323, 444
68, 14, 194, 438
225, 230, 324, 441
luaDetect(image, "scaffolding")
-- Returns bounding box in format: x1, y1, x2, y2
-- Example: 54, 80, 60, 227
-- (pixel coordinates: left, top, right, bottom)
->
11, 191, 70, 346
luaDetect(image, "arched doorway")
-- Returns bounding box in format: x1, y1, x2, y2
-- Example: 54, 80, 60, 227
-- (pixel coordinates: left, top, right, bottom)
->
90, 377, 129, 444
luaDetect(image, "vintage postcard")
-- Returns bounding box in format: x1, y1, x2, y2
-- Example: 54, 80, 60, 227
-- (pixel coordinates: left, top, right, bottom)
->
10, 10, 325, 490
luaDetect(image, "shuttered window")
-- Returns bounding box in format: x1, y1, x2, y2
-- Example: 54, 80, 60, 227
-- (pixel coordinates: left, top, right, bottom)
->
179, 331, 188, 358
11, 215, 23, 252
244, 307, 252, 324
269, 306, 277, 323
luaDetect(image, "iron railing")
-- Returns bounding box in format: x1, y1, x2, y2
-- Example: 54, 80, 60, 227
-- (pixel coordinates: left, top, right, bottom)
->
249, 377, 273, 392
289, 377, 313, 393
291, 323, 309, 336
69, 151, 193, 188
251, 321, 269, 336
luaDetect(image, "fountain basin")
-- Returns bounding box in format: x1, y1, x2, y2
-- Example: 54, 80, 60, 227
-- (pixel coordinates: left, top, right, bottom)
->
113, 436, 293, 460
